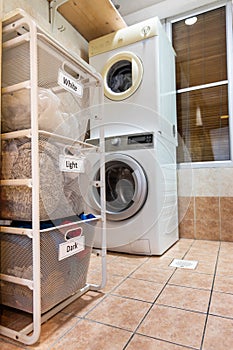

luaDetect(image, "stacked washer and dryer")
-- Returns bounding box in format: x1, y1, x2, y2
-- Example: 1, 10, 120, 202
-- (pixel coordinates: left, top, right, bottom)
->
86, 17, 179, 255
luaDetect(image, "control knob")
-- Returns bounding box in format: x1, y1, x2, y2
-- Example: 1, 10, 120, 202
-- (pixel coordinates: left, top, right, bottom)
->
111, 137, 121, 146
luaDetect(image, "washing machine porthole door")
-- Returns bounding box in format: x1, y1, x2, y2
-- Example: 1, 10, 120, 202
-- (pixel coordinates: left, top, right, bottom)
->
102, 51, 143, 101
93, 154, 148, 221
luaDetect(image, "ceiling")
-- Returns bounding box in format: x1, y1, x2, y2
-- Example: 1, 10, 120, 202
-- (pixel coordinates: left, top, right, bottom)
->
111, 0, 166, 17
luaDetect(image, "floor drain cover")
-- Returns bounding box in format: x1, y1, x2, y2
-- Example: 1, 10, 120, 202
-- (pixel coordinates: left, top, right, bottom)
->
170, 259, 198, 269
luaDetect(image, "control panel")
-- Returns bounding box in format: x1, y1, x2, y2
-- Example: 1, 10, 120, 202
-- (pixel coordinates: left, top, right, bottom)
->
87, 132, 154, 152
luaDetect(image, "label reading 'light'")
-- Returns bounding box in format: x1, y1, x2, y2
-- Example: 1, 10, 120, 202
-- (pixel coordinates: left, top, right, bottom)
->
59, 155, 85, 173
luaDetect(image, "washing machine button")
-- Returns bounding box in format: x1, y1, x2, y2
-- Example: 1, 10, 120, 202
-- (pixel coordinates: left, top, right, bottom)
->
141, 25, 151, 37
111, 137, 121, 146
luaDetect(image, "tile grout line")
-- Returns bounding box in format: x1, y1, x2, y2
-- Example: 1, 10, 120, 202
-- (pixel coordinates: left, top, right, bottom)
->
122, 244, 195, 350
61, 255, 150, 318
199, 240, 222, 350
78, 256, 151, 319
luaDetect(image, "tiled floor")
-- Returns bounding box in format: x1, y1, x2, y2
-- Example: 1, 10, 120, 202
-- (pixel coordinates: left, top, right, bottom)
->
1, 238, 233, 349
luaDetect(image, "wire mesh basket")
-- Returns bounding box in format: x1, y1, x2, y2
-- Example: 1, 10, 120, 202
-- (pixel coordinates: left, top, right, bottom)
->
0, 220, 96, 313
0, 133, 91, 221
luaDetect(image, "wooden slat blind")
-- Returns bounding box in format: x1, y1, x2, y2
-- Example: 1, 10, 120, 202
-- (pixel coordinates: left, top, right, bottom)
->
173, 6, 229, 163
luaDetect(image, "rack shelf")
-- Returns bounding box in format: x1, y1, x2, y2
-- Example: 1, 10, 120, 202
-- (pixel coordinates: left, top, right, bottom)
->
0, 10, 106, 346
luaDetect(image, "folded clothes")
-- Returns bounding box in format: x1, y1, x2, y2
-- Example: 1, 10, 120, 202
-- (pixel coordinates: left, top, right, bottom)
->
0, 138, 85, 221
79, 213, 96, 220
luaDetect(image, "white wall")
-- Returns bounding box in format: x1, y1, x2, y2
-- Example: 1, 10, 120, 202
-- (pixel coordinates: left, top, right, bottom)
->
2, 0, 88, 60
124, 0, 225, 24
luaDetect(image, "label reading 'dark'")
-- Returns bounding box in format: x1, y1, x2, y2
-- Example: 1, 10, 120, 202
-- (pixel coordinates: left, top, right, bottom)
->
58, 69, 83, 97
59, 236, 85, 261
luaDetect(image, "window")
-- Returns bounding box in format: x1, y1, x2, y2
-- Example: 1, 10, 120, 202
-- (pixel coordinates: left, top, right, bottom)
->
171, 5, 231, 163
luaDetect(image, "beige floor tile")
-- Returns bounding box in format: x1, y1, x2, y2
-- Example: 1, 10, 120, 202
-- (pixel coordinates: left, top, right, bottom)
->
113, 254, 148, 267
184, 251, 217, 263
187, 248, 218, 257
0, 339, 25, 349
214, 275, 233, 294
102, 274, 126, 294
185, 245, 218, 253
220, 241, 233, 250
218, 256, 233, 264
172, 239, 194, 249
87, 271, 125, 294
88, 253, 117, 271
216, 262, 233, 277
143, 256, 176, 270
29, 313, 80, 349
88, 254, 102, 272
191, 239, 220, 249
156, 285, 211, 313
125, 334, 191, 350
50, 319, 132, 350
0, 307, 32, 331
0, 310, 79, 349
194, 260, 216, 274
169, 269, 214, 290
86, 294, 151, 331
219, 249, 233, 258
203, 315, 233, 350
137, 304, 206, 349
131, 264, 174, 284
219, 253, 233, 261
106, 259, 140, 277
163, 247, 189, 257
61, 290, 104, 317
5, 241, 233, 350
113, 277, 164, 302
210, 291, 233, 319
218, 250, 233, 258
177, 238, 195, 246
162, 250, 186, 259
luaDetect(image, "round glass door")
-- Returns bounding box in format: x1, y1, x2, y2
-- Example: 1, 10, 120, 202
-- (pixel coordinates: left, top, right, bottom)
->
93, 154, 148, 221
102, 52, 143, 101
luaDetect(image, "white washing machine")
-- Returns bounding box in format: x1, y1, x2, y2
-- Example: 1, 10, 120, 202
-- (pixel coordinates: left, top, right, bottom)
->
89, 16, 176, 138
84, 129, 178, 255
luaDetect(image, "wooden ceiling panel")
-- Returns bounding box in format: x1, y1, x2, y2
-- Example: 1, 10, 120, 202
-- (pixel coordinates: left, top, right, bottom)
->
58, 0, 127, 41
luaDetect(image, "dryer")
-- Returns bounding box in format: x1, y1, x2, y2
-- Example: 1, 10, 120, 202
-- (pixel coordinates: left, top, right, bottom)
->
83, 129, 178, 255
89, 17, 176, 138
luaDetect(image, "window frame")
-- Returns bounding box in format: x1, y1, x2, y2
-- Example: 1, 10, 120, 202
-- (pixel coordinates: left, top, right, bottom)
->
166, 0, 233, 168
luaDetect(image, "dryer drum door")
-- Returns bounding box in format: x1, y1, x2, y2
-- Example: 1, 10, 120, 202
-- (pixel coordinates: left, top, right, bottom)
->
93, 154, 148, 221
102, 51, 143, 101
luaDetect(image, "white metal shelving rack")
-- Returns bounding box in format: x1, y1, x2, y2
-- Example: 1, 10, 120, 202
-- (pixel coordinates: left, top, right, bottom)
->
0, 10, 106, 345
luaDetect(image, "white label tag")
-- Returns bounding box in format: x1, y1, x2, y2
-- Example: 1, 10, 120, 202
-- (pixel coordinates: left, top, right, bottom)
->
59, 155, 85, 173
58, 69, 83, 97
58, 235, 85, 261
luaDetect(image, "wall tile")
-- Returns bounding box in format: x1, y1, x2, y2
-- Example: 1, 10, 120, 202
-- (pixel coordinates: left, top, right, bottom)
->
194, 168, 220, 197
220, 197, 233, 221
179, 220, 195, 239
196, 197, 219, 221
220, 198, 233, 242
178, 197, 194, 221
177, 168, 195, 197
219, 168, 233, 197
196, 219, 220, 241
220, 221, 233, 242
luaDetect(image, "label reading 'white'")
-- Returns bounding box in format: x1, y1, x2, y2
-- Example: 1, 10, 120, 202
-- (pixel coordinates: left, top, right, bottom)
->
58, 69, 83, 97
59, 155, 85, 173
58, 235, 85, 261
